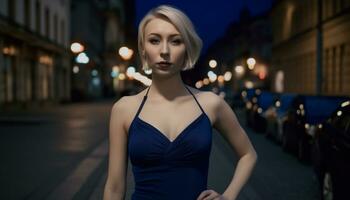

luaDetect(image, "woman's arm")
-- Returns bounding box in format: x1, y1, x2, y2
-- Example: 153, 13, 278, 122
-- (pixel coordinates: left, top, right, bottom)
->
198, 94, 257, 200
103, 97, 129, 200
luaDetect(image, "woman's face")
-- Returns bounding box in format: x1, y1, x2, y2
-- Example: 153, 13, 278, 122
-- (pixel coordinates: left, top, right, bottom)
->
143, 17, 186, 76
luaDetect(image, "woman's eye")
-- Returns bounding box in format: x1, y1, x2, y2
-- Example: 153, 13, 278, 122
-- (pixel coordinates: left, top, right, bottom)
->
149, 39, 159, 44
171, 39, 182, 45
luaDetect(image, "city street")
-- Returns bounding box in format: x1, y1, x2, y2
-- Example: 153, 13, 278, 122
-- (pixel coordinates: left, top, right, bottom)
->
2, 0, 349, 199
0, 101, 320, 200
0, 101, 112, 200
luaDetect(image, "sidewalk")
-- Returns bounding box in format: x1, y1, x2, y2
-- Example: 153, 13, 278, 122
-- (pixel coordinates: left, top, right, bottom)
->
0, 99, 115, 124
0, 100, 114, 200
45, 140, 109, 200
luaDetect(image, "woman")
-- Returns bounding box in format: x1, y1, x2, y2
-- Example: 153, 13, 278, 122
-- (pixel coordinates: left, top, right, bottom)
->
103, 5, 257, 200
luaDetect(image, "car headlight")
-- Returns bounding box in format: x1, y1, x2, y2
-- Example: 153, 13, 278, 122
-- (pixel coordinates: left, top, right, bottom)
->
257, 108, 262, 114
304, 123, 310, 129
246, 102, 252, 109
306, 124, 316, 137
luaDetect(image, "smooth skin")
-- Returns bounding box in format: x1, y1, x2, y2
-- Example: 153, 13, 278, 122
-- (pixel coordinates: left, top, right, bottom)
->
103, 17, 257, 200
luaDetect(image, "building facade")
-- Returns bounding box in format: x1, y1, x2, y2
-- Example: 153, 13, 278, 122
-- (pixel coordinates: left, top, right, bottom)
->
203, 9, 272, 91
271, 0, 350, 95
70, 0, 135, 100
0, 0, 71, 107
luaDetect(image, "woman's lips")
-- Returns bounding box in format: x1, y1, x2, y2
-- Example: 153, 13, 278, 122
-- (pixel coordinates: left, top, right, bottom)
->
157, 62, 172, 69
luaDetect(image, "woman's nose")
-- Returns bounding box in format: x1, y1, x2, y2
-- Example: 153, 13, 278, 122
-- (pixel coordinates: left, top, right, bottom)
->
160, 42, 169, 55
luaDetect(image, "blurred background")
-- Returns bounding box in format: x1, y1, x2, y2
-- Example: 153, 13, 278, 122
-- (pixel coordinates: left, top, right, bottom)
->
0, 0, 349, 199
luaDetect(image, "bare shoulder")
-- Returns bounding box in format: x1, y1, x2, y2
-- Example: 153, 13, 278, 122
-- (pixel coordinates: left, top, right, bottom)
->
186, 85, 221, 107
186, 85, 222, 124
111, 88, 148, 110
110, 88, 149, 130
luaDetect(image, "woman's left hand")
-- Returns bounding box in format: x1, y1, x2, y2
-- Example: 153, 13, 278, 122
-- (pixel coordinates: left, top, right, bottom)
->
196, 189, 228, 200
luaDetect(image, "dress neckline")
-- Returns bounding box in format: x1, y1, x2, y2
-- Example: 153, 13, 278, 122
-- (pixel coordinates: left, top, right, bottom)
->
132, 85, 209, 143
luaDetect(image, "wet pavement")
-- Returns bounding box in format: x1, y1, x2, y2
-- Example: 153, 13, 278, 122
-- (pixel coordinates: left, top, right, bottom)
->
0, 101, 112, 200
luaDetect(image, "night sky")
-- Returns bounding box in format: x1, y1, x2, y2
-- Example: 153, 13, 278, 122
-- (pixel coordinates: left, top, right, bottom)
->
135, 0, 273, 53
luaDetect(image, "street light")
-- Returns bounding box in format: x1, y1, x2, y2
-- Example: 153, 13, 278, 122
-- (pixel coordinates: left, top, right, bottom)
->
203, 78, 210, 85
2, 46, 17, 55
119, 46, 134, 60
247, 58, 256, 70
224, 71, 232, 81
126, 66, 136, 78
70, 42, 84, 54
209, 59, 217, 68
245, 81, 254, 89
91, 69, 98, 76
144, 69, 152, 75
76, 52, 89, 64
217, 75, 225, 83
113, 65, 120, 72
110, 66, 120, 78
209, 74, 217, 83
195, 80, 204, 88
207, 71, 216, 78
235, 65, 245, 77
118, 73, 126, 80
73, 65, 79, 74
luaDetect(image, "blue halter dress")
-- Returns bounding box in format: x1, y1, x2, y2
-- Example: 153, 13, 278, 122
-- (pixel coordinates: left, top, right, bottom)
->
127, 85, 212, 200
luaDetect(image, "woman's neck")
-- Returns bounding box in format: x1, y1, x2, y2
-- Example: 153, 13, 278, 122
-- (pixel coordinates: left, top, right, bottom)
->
148, 74, 188, 101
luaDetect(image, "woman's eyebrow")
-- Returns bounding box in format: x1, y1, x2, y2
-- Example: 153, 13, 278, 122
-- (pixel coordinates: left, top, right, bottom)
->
147, 33, 181, 37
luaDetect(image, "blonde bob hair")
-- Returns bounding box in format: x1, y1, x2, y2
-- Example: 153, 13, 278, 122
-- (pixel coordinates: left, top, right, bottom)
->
138, 5, 202, 71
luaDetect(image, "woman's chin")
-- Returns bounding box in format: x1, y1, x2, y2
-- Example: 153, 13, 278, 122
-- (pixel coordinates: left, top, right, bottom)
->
151, 70, 178, 79
153, 67, 172, 73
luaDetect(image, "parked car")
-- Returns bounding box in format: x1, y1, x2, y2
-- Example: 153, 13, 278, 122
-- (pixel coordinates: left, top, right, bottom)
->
220, 87, 234, 108
282, 95, 348, 162
249, 91, 278, 133
242, 88, 257, 105
265, 93, 297, 143
231, 90, 245, 108
243, 88, 259, 127
312, 100, 350, 200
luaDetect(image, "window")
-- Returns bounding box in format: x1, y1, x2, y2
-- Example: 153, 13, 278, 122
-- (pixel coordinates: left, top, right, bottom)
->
333, 0, 337, 14
342, 0, 346, 11
339, 44, 345, 93
331, 47, 336, 93
60, 0, 65, 6
45, 7, 50, 38
333, 0, 341, 14
35, 0, 41, 33
8, 0, 16, 20
54, 14, 58, 42
61, 19, 66, 45
323, 49, 330, 93
327, 0, 333, 18
24, 0, 31, 28
322, 0, 327, 20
